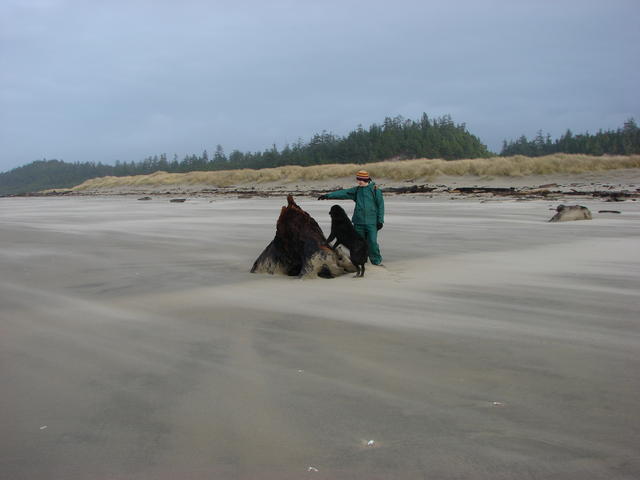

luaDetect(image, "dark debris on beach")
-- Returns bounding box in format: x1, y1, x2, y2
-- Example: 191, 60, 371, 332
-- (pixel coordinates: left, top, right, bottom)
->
3, 184, 639, 201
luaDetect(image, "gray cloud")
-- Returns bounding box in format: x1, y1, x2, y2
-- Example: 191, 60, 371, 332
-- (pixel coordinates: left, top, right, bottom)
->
1, 0, 639, 171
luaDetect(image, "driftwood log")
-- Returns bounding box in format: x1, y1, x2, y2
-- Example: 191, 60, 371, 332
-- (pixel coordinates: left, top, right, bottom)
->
548, 204, 592, 222
251, 195, 354, 278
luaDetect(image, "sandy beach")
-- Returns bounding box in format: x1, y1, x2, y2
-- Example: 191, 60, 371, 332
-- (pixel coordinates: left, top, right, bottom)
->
1, 191, 639, 479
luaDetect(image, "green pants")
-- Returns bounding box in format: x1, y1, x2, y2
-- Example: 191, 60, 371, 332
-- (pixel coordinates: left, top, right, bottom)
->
354, 223, 383, 265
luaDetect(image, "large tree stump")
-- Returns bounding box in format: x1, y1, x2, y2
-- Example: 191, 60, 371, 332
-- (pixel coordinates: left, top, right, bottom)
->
251, 195, 353, 278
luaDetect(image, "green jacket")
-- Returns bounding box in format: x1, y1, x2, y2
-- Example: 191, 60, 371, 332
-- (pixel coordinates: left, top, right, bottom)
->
325, 181, 385, 226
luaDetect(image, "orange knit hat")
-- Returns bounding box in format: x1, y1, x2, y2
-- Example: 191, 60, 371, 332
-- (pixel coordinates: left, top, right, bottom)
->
356, 170, 370, 181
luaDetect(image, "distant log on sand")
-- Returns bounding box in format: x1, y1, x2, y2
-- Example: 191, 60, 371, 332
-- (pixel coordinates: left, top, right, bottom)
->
251, 195, 353, 278
548, 204, 592, 222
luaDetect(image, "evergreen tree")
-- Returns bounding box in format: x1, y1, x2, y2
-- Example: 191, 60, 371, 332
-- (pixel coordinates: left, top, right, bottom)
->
213, 144, 227, 164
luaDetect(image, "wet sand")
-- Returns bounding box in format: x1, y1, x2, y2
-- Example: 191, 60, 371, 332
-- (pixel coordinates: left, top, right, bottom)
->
1, 196, 639, 479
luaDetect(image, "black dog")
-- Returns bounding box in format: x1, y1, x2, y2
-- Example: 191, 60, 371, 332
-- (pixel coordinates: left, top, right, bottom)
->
327, 205, 368, 277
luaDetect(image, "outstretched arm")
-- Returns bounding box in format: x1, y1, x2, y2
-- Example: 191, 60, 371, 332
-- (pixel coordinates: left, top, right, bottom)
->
325, 187, 357, 201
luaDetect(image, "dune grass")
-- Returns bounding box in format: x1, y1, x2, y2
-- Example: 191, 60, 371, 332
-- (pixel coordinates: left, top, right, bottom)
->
70, 154, 640, 191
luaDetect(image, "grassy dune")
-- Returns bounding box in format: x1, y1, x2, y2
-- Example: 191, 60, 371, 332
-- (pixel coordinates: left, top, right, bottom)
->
71, 154, 640, 191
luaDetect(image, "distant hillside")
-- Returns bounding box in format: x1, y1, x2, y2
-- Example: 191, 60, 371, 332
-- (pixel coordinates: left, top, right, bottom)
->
0, 159, 115, 196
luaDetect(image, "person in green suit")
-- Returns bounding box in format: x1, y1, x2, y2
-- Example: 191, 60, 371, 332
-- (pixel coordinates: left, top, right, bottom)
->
318, 170, 385, 265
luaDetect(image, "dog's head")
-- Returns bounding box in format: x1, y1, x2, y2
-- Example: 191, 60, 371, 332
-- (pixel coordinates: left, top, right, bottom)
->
329, 205, 348, 219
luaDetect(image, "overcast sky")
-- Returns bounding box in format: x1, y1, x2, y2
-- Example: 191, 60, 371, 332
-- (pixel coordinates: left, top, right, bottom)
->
1, 0, 638, 172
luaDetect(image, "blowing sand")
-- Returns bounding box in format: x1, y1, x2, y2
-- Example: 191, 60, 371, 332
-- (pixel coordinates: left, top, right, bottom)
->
1, 194, 639, 479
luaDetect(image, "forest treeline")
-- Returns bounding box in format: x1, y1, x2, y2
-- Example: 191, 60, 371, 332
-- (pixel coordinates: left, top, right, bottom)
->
112, 114, 491, 175
500, 118, 640, 156
0, 114, 489, 194
1, 114, 639, 195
